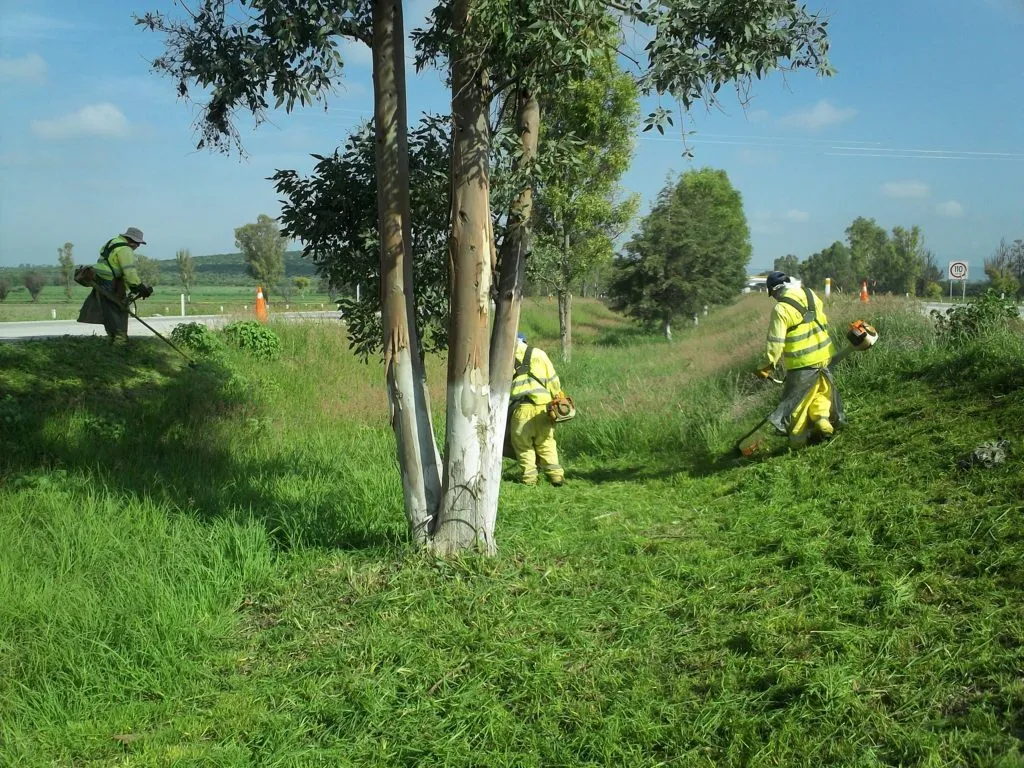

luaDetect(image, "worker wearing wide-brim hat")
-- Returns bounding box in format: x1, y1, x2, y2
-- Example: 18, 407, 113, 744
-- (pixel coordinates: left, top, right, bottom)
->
77, 227, 154, 344
756, 271, 846, 446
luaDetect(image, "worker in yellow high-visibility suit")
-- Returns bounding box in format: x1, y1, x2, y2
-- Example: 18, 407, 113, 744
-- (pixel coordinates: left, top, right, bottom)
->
509, 333, 565, 486
756, 271, 845, 446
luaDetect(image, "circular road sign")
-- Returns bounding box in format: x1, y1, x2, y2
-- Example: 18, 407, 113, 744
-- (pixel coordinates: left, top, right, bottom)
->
948, 260, 969, 280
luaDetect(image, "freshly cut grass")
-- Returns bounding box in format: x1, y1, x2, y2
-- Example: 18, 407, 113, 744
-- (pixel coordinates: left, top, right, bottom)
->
1, 295, 1022, 766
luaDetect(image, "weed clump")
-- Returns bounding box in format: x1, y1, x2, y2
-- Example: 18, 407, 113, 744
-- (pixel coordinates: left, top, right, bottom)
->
223, 320, 282, 360
169, 322, 223, 356
931, 291, 1021, 343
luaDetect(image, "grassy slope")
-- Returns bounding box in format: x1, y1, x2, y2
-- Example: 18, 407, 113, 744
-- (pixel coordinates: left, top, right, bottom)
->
1, 296, 1022, 767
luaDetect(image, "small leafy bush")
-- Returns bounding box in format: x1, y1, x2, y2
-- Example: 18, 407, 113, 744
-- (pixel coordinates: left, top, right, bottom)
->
170, 322, 223, 355
931, 290, 1021, 344
223, 320, 281, 360
0, 393, 26, 428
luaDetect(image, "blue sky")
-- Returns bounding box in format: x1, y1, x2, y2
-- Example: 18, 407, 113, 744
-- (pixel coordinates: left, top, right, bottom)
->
1, 0, 1022, 278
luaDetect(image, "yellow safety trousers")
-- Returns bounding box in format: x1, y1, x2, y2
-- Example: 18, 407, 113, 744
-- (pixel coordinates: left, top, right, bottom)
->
510, 402, 563, 484
788, 370, 834, 445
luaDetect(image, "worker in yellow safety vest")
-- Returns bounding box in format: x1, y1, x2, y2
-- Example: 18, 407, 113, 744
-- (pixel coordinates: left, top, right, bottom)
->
756, 271, 846, 446
77, 227, 154, 344
509, 333, 565, 486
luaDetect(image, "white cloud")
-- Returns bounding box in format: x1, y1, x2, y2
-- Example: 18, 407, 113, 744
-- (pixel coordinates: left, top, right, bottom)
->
936, 200, 965, 218
0, 53, 47, 84
784, 209, 810, 223
745, 108, 771, 124
778, 100, 857, 132
31, 103, 132, 140
881, 180, 932, 199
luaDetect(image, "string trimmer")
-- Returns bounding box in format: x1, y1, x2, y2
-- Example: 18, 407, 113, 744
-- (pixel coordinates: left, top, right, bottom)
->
93, 284, 198, 367
734, 320, 879, 457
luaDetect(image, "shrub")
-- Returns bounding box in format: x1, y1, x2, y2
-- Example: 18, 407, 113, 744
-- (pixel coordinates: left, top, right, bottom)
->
22, 271, 46, 302
223, 320, 281, 360
931, 290, 1021, 344
169, 322, 223, 355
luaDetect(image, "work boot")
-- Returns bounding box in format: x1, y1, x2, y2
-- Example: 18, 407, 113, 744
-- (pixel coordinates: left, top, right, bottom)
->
814, 418, 834, 437
550, 479, 564, 488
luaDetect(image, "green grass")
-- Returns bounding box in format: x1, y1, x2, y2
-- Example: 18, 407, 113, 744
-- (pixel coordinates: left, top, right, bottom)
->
1, 296, 1022, 766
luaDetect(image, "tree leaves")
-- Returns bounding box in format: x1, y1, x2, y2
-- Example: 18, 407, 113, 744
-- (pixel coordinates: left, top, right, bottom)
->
608, 169, 751, 329
530, 57, 640, 299
136, 0, 371, 154
270, 117, 451, 361
234, 214, 288, 297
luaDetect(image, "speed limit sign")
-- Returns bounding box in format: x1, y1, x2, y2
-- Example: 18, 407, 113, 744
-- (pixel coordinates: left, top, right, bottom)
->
948, 260, 969, 280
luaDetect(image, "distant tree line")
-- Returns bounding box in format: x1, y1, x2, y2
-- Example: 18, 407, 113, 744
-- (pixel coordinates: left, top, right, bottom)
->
983, 238, 1024, 298
774, 217, 943, 299
775, 221, 1023, 300
0, 242, 320, 304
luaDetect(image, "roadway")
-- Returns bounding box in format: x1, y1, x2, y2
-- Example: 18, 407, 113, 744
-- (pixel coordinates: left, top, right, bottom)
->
3, 302, 1021, 341
0, 311, 341, 340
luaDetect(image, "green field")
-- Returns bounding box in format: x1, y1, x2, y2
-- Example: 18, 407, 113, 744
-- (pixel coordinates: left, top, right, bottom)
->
0, 284, 338, 323
1, 295, 1022, 766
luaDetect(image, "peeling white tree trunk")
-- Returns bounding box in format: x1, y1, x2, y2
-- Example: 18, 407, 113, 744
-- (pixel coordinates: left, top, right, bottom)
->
482, 89, 539, 533
372, 0, 441, 544
431, 3, 495, 555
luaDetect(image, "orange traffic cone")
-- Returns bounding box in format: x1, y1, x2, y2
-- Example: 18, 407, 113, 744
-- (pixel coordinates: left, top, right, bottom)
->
255, 285, 268, 322
859, 280, 869, 303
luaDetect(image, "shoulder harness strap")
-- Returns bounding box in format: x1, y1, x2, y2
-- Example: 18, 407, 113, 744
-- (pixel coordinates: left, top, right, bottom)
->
778, 287, 826, 333
100, 238, 122, 274
510, 346, 547, 408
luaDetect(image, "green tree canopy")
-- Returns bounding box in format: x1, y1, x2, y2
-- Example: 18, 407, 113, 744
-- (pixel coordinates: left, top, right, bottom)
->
800, 241, 853, 294
22, 271, 46, 303
136, 255, 162, 286
985, 238, 1024, 298
57, 243, 75, 300
609, 168, 751, 338
529, 54, 640, 360
845, 216, 890, 285
272, 118, 450, 360
773, 253, 800, 277
176, 248, 197, 298
234, 214, 288, 298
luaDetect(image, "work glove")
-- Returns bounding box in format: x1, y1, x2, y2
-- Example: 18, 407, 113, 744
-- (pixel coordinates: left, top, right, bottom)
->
134, 284, 154, 299
754, 366, 774, 380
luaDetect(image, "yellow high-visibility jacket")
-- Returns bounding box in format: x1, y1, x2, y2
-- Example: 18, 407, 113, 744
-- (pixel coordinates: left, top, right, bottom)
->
510, 341, 560, 407
763, 285, 834, 371
93, 236, 141, 287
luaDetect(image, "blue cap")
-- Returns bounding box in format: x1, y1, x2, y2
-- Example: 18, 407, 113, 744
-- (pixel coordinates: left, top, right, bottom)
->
516, 332, 527, 342
766, 271, 789, 292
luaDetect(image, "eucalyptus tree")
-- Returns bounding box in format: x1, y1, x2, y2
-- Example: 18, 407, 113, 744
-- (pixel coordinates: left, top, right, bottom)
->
139, 0, 832, 554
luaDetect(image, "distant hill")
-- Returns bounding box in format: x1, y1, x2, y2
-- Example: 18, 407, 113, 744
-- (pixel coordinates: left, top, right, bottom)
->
0, 250, 318, 288
181, 250, 317, 286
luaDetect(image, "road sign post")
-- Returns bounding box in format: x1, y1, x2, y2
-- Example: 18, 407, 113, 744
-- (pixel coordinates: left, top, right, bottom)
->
948, 260, 968, 302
